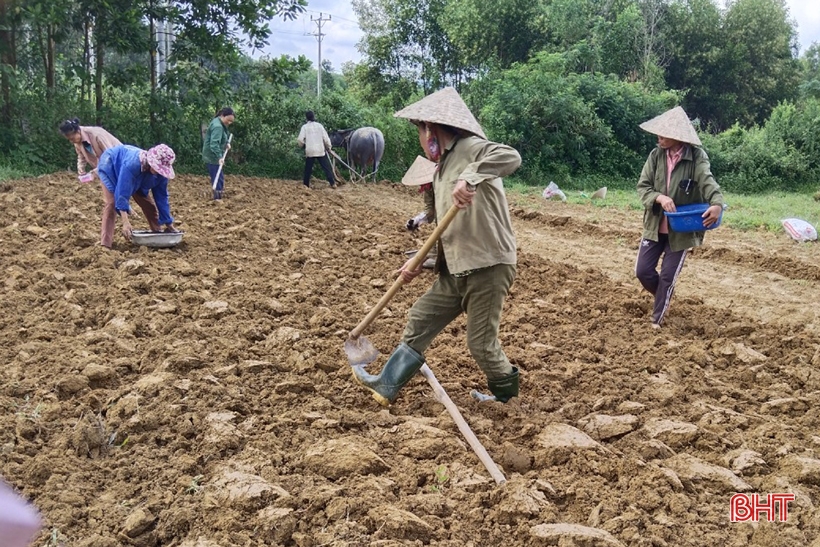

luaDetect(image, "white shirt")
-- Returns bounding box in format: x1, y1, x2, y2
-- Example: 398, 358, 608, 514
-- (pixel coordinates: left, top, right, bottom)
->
297, 121, 332, 158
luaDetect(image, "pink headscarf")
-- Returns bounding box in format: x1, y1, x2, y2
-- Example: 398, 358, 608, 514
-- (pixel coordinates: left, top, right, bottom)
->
143, 144, 176, 179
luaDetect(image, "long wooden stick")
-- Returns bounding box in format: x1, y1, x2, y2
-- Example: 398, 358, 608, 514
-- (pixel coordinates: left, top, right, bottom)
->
419, 364, 506, 485
212, 134, 233, 191
330, 149, 361, 180
349, 204, 460, 340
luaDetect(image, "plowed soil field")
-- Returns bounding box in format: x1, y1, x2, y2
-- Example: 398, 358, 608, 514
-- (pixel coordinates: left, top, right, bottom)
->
2, 172, 820, 547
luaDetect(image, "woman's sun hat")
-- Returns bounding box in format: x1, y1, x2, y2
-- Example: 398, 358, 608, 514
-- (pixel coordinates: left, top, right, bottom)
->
639, 106, 702, 146
401, 156, 438, 186
146, 144, 176, 179
394, 87, 487, 139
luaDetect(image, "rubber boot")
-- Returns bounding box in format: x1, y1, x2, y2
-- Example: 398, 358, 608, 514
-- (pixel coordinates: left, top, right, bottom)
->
487, 367, 519, 403
352, 343, 424, 406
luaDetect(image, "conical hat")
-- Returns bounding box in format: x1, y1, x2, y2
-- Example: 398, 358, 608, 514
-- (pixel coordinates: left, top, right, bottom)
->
401, 156, 438, 187
394, 87, 487, 139
639, 106, 702, 146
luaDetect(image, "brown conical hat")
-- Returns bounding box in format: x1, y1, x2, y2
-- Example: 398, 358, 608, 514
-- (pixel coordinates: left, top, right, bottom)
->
401, 156, 438, 187
394, 87, 487, 139
639, 106, 702, 146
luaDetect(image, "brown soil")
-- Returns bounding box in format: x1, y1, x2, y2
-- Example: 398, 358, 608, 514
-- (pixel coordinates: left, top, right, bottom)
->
2, 172, 820, 547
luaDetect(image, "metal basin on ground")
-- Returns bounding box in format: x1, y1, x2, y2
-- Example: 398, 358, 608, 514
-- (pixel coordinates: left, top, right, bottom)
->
131, 230, 184, 248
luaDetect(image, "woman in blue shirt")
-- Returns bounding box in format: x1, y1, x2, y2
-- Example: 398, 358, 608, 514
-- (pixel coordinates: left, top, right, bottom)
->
96, 144, 178, 247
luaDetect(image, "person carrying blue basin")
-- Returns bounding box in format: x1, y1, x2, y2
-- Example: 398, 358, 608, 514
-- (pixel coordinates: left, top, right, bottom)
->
636, 106, 725, 329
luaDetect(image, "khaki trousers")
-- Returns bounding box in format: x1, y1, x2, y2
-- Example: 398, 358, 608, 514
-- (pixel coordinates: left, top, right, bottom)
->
402, 263, 516, 380
100, 183, 161, 248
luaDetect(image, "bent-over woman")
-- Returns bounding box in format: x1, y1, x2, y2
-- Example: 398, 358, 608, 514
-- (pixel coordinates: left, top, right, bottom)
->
96, 144, 178, 248
59, 118, 121, 179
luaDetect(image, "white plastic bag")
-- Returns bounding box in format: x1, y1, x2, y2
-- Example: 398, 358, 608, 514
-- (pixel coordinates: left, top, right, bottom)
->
542, 181, 567, 202
782, 218, 818, 242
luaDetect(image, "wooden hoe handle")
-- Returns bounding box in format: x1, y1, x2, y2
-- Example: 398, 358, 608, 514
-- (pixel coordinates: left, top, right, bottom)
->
420, 364, 506, 485
212, 134, 233, 191
349, 204, 461, 339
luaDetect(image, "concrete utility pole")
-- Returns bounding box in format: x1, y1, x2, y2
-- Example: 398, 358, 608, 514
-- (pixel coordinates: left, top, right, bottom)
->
151, 0, 175, 87
310, 12, 331, 98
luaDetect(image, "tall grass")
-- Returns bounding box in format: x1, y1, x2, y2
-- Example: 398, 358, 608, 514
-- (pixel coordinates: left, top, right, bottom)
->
506, 182, 820, 233
0, 164, 35, 182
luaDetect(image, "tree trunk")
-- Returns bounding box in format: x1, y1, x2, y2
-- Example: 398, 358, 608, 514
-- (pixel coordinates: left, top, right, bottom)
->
36, 25, 47, 87
46, 24, 55, 97
83, 19, 90, 101
95, 38, 104, 123
149, 11, 157, 92
34, 23, 56, 98
0, 0, 15, 123
149, 6, 158, 138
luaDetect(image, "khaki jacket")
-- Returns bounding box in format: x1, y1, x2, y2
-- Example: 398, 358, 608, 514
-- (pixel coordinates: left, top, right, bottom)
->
75, 126, 121, 174
637, 145, 725, 252
430, 135, 520, 275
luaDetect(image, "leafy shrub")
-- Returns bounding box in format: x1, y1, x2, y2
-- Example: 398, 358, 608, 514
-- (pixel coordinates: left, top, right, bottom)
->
466, 51, 679, 189
703, 99, 820, 193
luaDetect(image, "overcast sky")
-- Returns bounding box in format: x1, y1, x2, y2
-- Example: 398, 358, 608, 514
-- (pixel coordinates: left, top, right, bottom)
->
250, 0, 363, 71
250, 0, 820, 70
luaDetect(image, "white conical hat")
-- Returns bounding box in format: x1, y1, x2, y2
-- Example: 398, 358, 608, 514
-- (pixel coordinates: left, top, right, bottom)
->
639, 106, 702, 146
401, 156, 437, 186
394, 87, 487, 139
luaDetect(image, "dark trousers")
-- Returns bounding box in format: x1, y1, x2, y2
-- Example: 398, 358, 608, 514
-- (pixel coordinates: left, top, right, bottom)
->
207, 163, 224, 199
635, 234, 688, 325
303, 154, 335, 187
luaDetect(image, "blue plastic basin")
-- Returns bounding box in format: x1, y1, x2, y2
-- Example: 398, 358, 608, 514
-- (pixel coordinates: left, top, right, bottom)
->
665, 203, 722, 233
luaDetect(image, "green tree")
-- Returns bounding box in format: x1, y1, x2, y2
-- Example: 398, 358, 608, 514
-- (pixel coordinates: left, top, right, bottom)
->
441, 0, 541, 70
170, 0, 305, 65
536, 0, 599, 50
596, 2, 644, 78
534, 0, 664, 85
352, 0, 460, 101
661, 0, 726, 124
468, 51, 677, 183
0, 0, 21, 123
798, 42, 820, 99
718, 0, 800, 127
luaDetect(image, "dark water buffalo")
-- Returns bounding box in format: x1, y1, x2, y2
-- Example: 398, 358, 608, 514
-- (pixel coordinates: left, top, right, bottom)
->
329, 127, 385, 181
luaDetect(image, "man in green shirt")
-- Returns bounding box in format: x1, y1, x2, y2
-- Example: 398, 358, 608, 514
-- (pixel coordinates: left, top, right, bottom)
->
202, 107, 234, 200
352, 88, 522, 406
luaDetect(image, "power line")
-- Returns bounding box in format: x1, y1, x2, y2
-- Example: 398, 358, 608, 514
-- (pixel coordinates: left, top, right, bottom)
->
269, 28, 311, 36
304, 9, 359, 26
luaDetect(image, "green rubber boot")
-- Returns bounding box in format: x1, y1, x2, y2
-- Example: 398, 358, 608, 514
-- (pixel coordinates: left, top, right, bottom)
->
352, 343, 425, 406
487, 367, 519, 403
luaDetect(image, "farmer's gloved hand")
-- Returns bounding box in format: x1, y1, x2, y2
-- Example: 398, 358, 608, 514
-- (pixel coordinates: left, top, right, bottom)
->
406, 212, 428, 231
